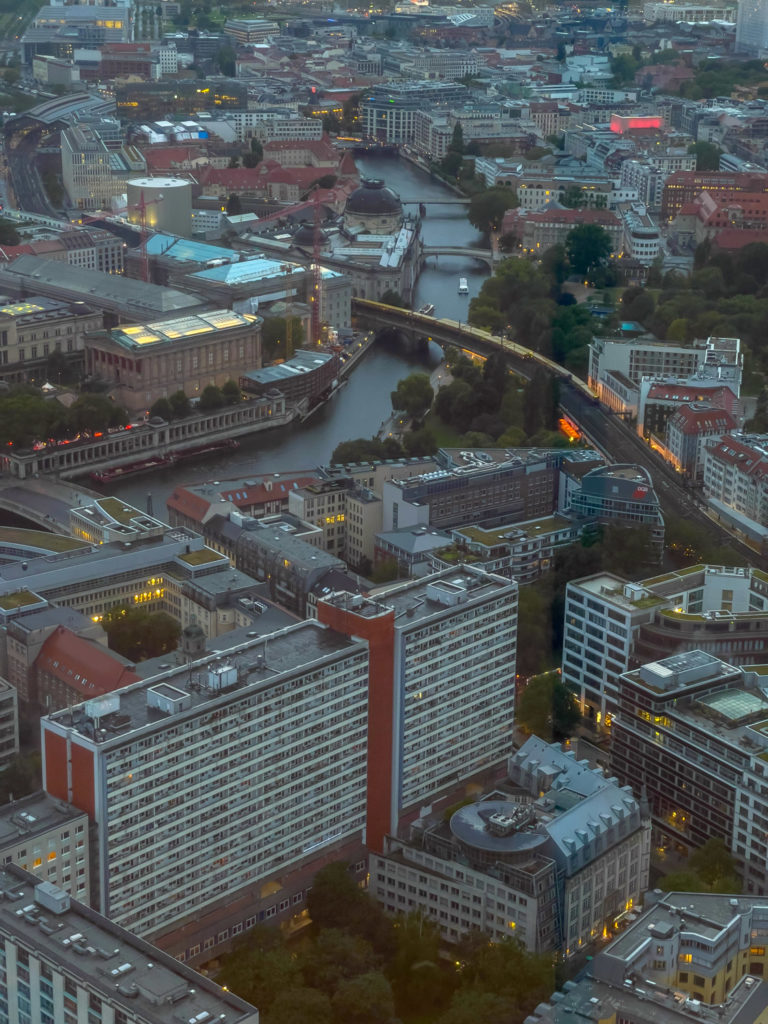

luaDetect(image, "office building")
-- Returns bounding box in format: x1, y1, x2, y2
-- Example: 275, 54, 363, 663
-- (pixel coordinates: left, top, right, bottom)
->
61, 126, 145, 211
611, 649, 768, 892
567, 464, 665, 560
737, 0, 768, 54
85, 309, 261, 413
0, 865, 259, 1023
562, 563, 768, 727
360, 82, 467, 142
40, 566, 515, 961
371, 736, 650, 956
0, 793, 90, 903
664, 403, 737, 476
528, 891, 768, 1023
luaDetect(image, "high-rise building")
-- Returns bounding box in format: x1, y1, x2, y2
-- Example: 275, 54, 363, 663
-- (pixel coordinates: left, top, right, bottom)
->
737, 0, 768, 54
40, 566, 517, 963
318, 567, 518, 851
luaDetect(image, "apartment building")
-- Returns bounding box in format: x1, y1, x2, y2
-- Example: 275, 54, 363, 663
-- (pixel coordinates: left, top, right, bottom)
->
40, 566, 515, 961
0, 793, 90, 903
504, 206, 624, 257
0, 681, 18, 771
0, 865, 258, 1024
621, 204, 662, 265
528, 891, 768, 1024
611, 649, 768, 893
371, 736, 649, 957
318, 567, 517, 850
702, 434, 768, 529
661, 170, 768, 220
42, 621, 372, 958
665, 403, 737, 476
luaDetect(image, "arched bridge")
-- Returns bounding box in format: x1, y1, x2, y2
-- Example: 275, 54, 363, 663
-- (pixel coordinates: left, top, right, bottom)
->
351, 298, 598, 402
422, 245, 499, 269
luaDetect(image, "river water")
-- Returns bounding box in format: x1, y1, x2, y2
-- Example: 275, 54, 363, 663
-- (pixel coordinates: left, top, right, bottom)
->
112, 155, 490, 514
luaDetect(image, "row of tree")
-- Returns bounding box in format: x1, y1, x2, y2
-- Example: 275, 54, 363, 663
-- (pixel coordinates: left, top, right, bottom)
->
0, 389, 128, 449
149, 380, 242, 421
217, 861, 555, 1024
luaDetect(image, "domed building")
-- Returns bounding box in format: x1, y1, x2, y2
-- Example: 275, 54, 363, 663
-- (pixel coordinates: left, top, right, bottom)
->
344, 179, 403, 234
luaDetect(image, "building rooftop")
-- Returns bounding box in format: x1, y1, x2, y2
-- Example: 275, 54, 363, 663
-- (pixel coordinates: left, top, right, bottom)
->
0, 256, 205, 318
241, 348, 335, 386
109, 309, 258, 351
0, 865, 258, 1024
0, 793, 86, 851
45, 620, 364, 748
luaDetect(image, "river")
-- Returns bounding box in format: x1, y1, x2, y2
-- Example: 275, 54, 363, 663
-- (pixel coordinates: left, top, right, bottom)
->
112, 155, 491, 515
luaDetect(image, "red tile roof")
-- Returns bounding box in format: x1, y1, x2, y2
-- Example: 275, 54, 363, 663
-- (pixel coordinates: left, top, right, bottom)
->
36, 627, 138, 698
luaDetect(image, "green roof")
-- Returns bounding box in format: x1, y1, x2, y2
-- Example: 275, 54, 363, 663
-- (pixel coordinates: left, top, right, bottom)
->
0, 590, 40, 610
177, 547, 226, 566
96, 497, 143, 526
0, 526, 85, 553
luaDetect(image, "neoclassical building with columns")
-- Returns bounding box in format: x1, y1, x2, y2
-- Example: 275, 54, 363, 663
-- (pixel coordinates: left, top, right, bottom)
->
85, 309, 262, 413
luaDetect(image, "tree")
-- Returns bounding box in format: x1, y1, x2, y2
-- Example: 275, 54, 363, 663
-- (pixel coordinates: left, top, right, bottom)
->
216, 45, 236, 76
250, 138, 264, 162
565, 223, 612, 278
688, 140, 723, 171
218, 942, 302, 1012
459, 935, 554, 1016
299, 929, 379, 995
516, 671, 581, 740
265, 988, 333, 1024
449, 122, 464, 155
222, 379, 242, 404
391, 372, 434, 421
560, 185, 588, 209
332, 972, 395, 1024
331, 437, 403, 465
150, 397, 173, 420
380, 289, 406, 308
0, 752, 41, 805
0, 218, 20, 245
438, 990, 517, 1024
243, 152, 259, 168
102, 605, 181, 662
199, 384, 224, 410
403, 426, 437, 456
468, 187, 518, 234
68, 394, 128, 433
389, 910, 443, 1014
226, 193, 242, 216
169, 390, 191, 418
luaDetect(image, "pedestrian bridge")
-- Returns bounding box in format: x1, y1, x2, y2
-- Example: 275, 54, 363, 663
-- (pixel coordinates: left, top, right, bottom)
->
422, 245, 499, 269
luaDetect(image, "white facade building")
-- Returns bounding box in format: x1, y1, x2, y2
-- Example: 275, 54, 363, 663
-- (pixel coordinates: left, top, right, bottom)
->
42, 622, 371, 959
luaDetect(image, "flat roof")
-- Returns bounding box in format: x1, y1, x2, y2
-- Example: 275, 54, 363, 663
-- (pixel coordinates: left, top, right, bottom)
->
0, 256, 204, 317
45, 620, 365, 747
0, 865, 258, 1023
0, 793, 86, 850
110, 309, 258, 350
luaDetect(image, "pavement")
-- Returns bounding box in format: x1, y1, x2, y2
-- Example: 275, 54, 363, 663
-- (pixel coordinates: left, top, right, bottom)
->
0, 477, 101, 534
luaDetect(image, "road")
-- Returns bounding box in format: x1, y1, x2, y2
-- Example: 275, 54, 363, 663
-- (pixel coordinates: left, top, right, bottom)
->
556, 378, 768, 570
6, 129, 60, 216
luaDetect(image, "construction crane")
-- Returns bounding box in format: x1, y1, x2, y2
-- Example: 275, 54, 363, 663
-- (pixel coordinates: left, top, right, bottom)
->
71, 190, 165, 283
311, 189, 323, 345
